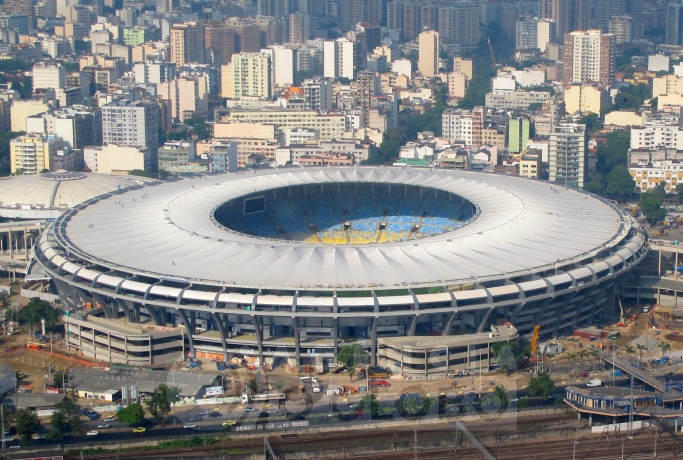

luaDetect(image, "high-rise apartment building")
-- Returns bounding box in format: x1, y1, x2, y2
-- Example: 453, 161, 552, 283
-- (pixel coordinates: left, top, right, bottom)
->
608, 15, 633, 44
666, 3, 683, 45
262, 45, 297, 87
418, 30, 439, 78
288, 12, 310, 44
549, 122, 587, 188
101, 99, 160, 154
508, 117, 530, 154
221, 52, 272, 99
340, 0, 381, 28
158, 76, 209, 122
438, 3, 478, 45
170, 22, 205, 66
516, 17, 557, 51
323, 38, 357, 80
442, 108, 474, 145
302, 78, 333, 112
204, 23, 236, 66
0, 0, 35, 28
538, 0, 589, 38
593, 0, 626, 32
562, 30, 615, 88
356, 70, 379, 127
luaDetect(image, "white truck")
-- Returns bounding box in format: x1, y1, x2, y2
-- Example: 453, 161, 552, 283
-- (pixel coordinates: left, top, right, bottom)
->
241, 392, 287, 404
586, 379, 602, 387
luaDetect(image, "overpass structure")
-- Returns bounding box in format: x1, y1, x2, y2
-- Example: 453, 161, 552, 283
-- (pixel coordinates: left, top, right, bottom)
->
596, 349, 669, 393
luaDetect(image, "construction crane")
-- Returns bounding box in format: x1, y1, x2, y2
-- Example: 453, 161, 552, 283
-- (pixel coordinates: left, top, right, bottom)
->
487, 36, 497, 67
530, 325, 541, 356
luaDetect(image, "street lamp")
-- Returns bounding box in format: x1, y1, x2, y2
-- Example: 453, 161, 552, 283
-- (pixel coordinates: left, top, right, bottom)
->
612, 337, 617, 386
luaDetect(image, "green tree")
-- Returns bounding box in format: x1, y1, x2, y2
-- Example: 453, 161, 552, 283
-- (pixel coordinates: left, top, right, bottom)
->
337, 344, 369, 381
15, 409, 41, 445
458, 62, 495, 109
579, 113, 603, 132
52, 371, 67, 389
481, 385, 509, 412
146, 384, 180, 424
640, 187, 666, 223
18, 298, 61, 327
605, 165, 635, 201
676, 183, 683, 204
117, 402, 145, 425
636, 343, 647, 360
526, 371, 555, 399
658, 342, 672, 357
358, 393, 380, 417
613, 84, 652, 112
128, 169, 152, 178
584, 172, 605, 195
50, 399, 81, 436
491, 341, 529, 373
45, 429, 63, 443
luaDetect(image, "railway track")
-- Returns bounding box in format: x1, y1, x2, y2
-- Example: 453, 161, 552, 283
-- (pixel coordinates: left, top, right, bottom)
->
351, 431, 682, 460
64, 413, 582, 459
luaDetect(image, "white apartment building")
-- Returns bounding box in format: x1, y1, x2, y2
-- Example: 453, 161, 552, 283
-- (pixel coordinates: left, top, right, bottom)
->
221, 52, 272, 99
549, 122, 587, 188
630, 114, 683, 150
302, 78, 333, 112
32, 61, 67, 91
101, 99, 160, 153
25, 105, 102, 149
132, 61, 176, 85
442, 109, 474, 145
262, 45, 297, 87
323, 38, 356, 80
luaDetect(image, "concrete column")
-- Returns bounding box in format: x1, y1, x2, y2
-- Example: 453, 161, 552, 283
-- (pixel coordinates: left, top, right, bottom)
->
333, 317, 339, 364
149, 337, 153, 365
124, 337, 128, 363
253, 315, 264, 366
589, 413, 592, 426
23, 230, 27, 261
107, 332, 111, 363
92, 328, 97, 362
659, 249, 663, 276
78, 324, 82, 354
677, 251, 679, 281
292, 317, 300, 367
370, 317, 378, 366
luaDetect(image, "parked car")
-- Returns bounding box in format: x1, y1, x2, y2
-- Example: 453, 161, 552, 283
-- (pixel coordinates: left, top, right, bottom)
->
244, 407, 257, 412
198, 410, 210, 416
208, 412, 220, 418
104, 417, 116, 422
266, 409, 278, 414
183, 424, 197, 429
133, 427, 146, 433
97, 423, 110, 429
328, 412, 339, 417
222, 421, 237, 427
86, 430, 99, 436
32, 434, 46, 440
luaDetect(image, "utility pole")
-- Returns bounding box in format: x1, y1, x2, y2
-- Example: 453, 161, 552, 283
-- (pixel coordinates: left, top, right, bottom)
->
572, 428, 578, 460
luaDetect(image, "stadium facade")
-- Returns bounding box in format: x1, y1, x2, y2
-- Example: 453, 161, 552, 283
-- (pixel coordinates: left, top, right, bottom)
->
31, 167, 648, 373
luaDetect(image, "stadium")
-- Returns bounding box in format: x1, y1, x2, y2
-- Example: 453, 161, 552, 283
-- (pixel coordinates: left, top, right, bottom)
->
31, 167, 648, 375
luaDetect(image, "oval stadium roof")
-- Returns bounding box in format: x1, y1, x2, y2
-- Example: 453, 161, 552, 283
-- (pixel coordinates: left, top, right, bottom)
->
54, 167, 632, 291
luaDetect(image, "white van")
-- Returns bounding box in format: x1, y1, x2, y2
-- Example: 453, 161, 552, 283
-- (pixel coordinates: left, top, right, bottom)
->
586, 379, 602, 387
